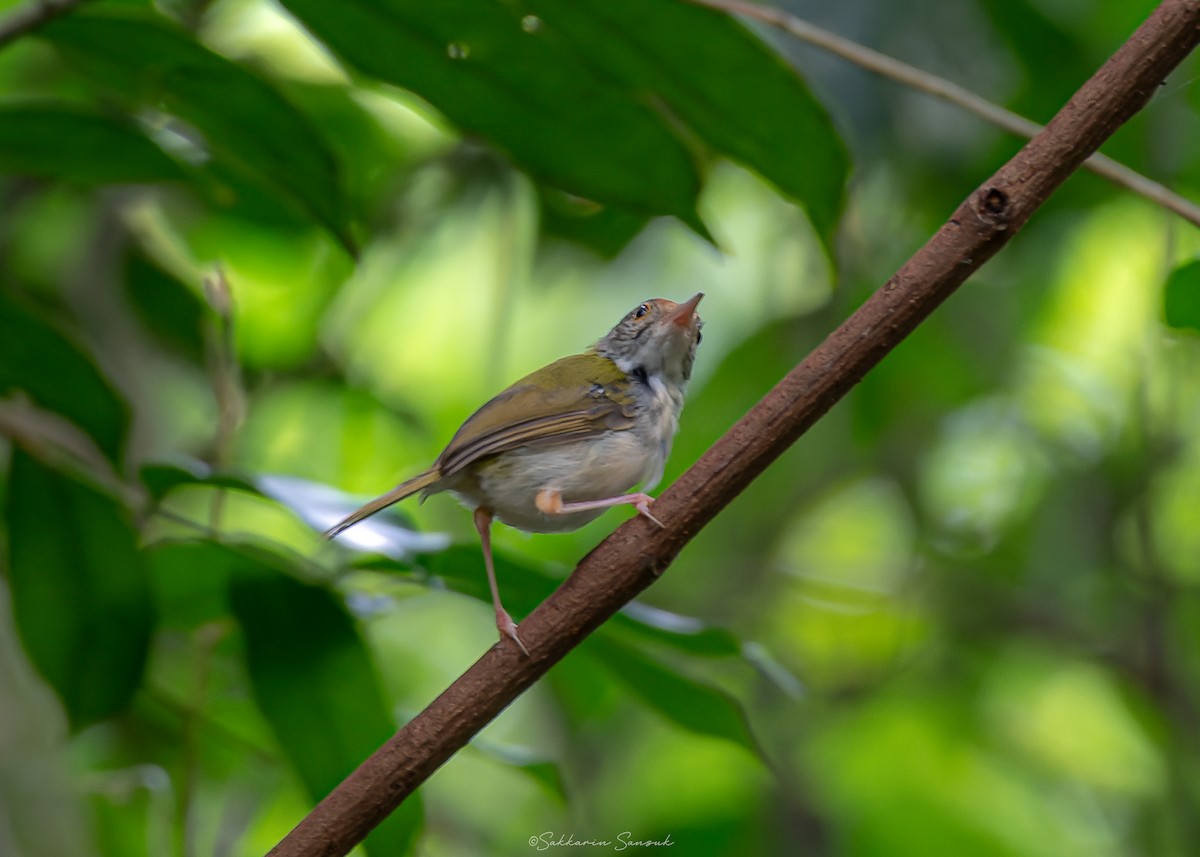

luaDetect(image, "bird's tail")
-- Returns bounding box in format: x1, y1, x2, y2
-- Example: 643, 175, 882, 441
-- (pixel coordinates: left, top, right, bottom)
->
323, 468, 441, 539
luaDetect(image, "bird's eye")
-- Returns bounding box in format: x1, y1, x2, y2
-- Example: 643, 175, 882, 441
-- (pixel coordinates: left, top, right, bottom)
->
695, 328, 703, 344
633, 303, 650, 319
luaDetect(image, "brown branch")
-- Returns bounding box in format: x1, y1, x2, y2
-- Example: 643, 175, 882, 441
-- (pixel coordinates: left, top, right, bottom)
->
0, 0, 92, 50
688, 0, 1200, 229
268, 2, 1200, 855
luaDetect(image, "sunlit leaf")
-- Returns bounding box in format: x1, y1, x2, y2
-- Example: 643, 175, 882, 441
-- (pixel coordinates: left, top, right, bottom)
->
39, 12, 355, 254
147, 539, 244, 629
0, 103, 186, 184
0, 290, 128, 463
4, 450, 153, 729
229, 563, 421, 856
263, 474, 451, 558
1163, 259, 1200, 333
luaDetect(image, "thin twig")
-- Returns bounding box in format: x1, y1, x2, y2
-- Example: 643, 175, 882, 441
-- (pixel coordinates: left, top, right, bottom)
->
688, 0, 1200, 229
178, 622, 230, 857
266, 2, 1200, 855
202, 269, 245, 534
0, 395, 140, 506
0, 0, 91, 50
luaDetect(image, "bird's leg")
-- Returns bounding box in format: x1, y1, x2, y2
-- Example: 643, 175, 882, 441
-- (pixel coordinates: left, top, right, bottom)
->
473, 506, 529, 656
535, 488, 664, 528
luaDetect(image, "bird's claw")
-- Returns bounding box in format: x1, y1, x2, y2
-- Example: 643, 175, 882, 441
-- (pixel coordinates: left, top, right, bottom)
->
633, 494, 664, 528
496, 609, 530, 657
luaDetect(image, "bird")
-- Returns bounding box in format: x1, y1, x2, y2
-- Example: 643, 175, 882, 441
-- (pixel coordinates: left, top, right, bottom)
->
325, 293, 704, 654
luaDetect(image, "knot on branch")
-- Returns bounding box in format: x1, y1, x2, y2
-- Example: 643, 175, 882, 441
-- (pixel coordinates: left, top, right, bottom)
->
975, 186, 1012, 230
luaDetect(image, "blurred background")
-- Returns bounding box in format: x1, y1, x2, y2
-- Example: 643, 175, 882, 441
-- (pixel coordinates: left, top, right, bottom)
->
2, 0, 1200, 855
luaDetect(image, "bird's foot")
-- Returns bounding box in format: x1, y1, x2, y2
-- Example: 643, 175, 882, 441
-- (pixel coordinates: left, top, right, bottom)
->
536, 488, 663, 528
629, 493, 663, 528
496, 608, 530, 657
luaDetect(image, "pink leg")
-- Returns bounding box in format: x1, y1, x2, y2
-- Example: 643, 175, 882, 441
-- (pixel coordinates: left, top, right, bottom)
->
473, 507, 529, 656
536, 488, 664, 528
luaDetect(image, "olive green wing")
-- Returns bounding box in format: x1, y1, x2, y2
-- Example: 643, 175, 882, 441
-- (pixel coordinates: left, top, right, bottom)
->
436, 354, 636, 478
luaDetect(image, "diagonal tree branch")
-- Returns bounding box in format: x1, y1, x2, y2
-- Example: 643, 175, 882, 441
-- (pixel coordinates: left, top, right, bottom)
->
688, 0, 1200, 229
268, 1, 1200, 855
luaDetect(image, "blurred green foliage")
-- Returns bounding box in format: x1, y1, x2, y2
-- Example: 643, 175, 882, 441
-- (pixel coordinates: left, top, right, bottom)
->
1, 0, 1199, 856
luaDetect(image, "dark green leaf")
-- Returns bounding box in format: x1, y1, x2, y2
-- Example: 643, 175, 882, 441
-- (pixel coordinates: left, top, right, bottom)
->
229, 564, 421, 856
510, 758, 567, 803
278, 0, 703, 226
526, 0, 849, 242
612, 602, 742, 658
978, 0, 1092, 120
0, 290, 128, 463
138, 459, 261, 502
149, 536, 331, 629
0, 103, 186, 184
5, 450, 154, 729
538, 186, 651, 258
123, 250, 207, 361
1164, 259, 1200, 332
590, 637, 759, 755
420, 545, 558, 615
39, 12, 355, 254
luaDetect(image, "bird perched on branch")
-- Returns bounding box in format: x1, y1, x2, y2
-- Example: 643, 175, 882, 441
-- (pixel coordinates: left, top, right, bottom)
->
326, 293, 705, 654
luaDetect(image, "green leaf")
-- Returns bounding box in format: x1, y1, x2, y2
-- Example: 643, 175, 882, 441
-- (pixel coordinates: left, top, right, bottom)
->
526, 0, 849, 242
4, 450, 154, 729
123, 250, 207, 361
279, 0, 846, 245
0, 290, 129, 463
366, 546, 742, 656
538, 186, 651, 258
138, 459, 261, 502
1164, 259, 1200, 332
470, 739, 568, 803
590, 637, 759, 755
39, 12, 355, 254
229, 564, 421, 856
978, 0, 1091, 121
279, 80, 424, 221
278, 0, 703, 226
147, 539, 243, 629
612, 602, 743, 658
0, 102, 186, 184
403, 540, 556, 614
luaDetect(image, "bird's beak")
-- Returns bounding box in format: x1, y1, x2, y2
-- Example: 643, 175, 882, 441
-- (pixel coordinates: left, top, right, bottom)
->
668, 292, 704, 327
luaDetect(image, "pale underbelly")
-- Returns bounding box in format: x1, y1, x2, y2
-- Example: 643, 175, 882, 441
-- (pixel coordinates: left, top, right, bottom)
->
452, 431, 661, 533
